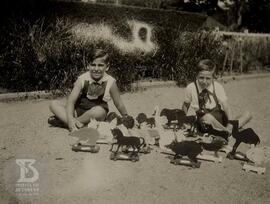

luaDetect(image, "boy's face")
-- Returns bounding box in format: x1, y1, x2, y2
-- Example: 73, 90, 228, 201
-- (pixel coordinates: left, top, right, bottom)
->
88, 57, 109, 80
197, 70, 213, 89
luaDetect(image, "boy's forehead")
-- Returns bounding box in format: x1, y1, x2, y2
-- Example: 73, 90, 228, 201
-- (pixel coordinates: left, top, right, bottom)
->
197, 70, 213, 77
92, 57, 107, 64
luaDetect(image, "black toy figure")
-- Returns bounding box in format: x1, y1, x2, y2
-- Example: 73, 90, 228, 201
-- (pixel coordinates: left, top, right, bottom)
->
160, 108, 186, 128
165, 140, 203, 168
136, 113, 155, 128
110, 128, 146, 161
200, 135, 228, 157
227, 128, 260, 159
136, 113, 147, 128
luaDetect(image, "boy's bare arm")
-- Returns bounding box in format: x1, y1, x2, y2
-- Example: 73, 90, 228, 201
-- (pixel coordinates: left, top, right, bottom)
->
182, 102, 190, 115
221, 100, 231, 120
110, 81, 128, 116
66, 80, 81, 130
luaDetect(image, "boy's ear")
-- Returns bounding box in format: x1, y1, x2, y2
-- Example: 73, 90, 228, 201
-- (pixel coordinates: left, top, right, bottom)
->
106, 63, 110, 71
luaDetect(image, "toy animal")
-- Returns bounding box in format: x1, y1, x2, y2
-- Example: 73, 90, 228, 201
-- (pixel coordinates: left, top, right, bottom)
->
160, 108, 186, 128
122, 115, 135, 129
165, 140, 203, 164
199, 135, 228, 157
106, 112, 123, 126
227, 128, 260, 159
136, 113, 155, 128
136, 113, 147, 128
110, 128, 146, 156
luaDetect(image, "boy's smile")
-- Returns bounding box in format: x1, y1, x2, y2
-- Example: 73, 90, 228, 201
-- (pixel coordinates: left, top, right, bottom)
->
88, 57, 109, 80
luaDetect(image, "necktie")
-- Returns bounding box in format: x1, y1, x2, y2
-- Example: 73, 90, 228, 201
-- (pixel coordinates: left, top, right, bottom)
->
88, 82, 104, 97
199, 89, 212, 108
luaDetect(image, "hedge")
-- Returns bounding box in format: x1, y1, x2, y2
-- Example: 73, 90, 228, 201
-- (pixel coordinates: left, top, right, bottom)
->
1, 1, 223, 92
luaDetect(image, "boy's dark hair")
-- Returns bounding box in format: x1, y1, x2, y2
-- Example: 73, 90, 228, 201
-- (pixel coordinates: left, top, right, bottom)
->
91, 49, 109, 64
197, 59, 216, 73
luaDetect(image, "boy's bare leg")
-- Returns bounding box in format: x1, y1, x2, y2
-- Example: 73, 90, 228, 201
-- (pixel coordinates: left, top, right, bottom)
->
201, 113, 228, 132
77, 106, 107, 125
49, 100, 68, 124
235, 111, 252, 128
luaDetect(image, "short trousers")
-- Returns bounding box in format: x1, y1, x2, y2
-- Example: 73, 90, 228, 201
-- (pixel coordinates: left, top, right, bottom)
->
75, 103, 109, 117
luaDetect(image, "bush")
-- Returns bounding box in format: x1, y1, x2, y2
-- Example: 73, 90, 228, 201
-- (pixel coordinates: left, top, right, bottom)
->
0, 1, 207, 92
173, 30, 224, 86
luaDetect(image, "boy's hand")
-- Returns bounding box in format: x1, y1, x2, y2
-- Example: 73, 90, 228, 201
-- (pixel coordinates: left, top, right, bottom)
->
68, 117, 78, 132
226, 123, 233, 135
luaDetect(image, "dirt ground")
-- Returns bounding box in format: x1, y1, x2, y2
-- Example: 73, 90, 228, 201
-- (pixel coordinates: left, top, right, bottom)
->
1, 77, 270, 204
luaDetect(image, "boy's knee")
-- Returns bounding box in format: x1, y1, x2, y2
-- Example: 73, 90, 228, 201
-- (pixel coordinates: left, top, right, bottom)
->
202, 113, 215, 124
49, 100, 59, 112
91, 106, 107, 121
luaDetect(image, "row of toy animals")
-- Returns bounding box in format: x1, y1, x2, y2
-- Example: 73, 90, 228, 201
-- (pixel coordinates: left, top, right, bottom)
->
75, 106, 267, 172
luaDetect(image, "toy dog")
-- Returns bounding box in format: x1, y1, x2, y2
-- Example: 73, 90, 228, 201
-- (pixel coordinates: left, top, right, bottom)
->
160, 108, 186, 128
165, 140, 203, 167
110, 128, 146, 156
136, 113, 155, 128
106, 112, 122, 126
136, 113, 147, 128
122, 115, 135, 129
227, 128, 260, 159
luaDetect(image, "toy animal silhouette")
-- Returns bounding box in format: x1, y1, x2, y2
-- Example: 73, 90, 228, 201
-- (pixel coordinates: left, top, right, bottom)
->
106, 112, 122, 125
110, 128, 146, 155
136, 113, 155, 128
146, 117, 155, 128
165, 140, 203, 163
160, 108, 186, 128
228, 128, 260, 158
107, 112, 135, 129
199, 135, 228, 157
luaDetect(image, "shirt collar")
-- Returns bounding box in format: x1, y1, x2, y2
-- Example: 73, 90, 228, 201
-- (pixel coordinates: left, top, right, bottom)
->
196, 80, 214, 94
88, 73, 109, 85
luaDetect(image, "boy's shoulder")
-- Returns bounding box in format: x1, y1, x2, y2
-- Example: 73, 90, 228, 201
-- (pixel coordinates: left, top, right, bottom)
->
186, 82, 196, 90
78, 72, 90, 81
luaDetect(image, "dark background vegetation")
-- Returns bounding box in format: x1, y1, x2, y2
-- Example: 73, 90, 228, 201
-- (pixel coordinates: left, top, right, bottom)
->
0, 0, 269, 92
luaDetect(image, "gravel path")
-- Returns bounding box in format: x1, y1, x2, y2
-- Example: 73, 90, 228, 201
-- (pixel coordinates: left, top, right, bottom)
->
1, 77, 270, 204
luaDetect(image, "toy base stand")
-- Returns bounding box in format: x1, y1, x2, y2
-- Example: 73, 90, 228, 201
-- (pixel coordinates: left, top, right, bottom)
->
197, 154, 223, 163
161, 149, 222, 163
242, 163, 266, 175
170, 158, 201, 168
110, 152, 139, 162
122, 146, 152, 154
227, 151, 250, 162
219, 145, 233, 154
72, 143, 100, 153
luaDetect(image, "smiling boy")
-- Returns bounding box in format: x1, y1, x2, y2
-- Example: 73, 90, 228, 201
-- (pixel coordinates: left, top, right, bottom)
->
49, 49, 128, 132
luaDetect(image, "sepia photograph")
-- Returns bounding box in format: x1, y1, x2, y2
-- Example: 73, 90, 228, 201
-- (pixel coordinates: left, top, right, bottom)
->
0, 0, 270, 203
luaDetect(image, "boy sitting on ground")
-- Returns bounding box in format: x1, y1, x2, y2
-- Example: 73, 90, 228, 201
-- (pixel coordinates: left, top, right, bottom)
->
49, 49, 129, 132
182, 59, 252, 139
